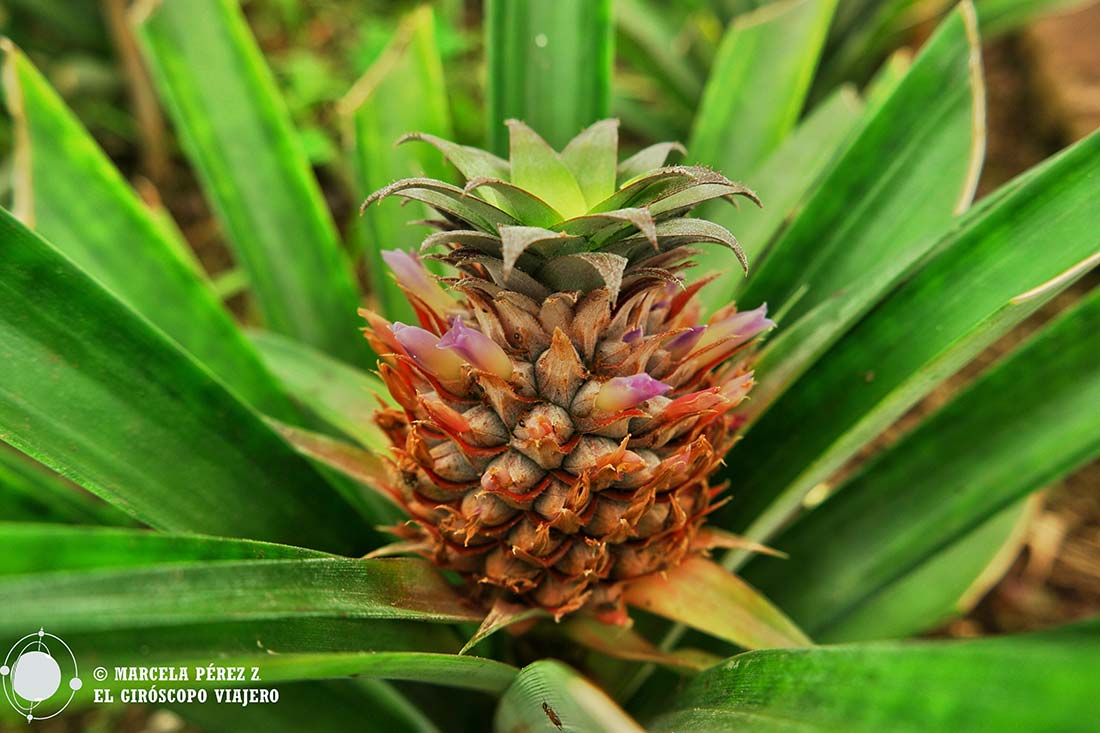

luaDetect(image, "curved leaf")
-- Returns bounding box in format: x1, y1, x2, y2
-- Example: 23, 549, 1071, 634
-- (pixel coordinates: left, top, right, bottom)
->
738, 3, 986, 325
0, 523, 327, 576
0, 210, 363, 552
716, 130, 1100, 558
0, 42, 294, 418
698, 86, 863, 312
0, 557, 480, 636
690, 0, 838, 175
495, 660, 645, 733
747, 289, 1100, 640
648, 621, 1100, 733
133, 0, 366, 365
250, 330, 392, 451
0, 447, 131, 526
623, 556, 811, 650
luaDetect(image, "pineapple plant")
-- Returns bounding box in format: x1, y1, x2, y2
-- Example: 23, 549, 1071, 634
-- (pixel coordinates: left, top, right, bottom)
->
0, 0, 1099, 731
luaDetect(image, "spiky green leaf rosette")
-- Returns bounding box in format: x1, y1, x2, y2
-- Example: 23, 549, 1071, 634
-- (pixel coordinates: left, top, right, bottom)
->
361, 120, 772, 621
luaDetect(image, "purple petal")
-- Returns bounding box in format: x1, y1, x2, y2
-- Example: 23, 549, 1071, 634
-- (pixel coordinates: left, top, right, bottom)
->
665, 325, 706, 358
437, 318, 513, 379
622, 328, 643, 344
390, 322, 465, 380
381, 249, 453, 314
701, 303, 775, 349
596, 373, 672, 412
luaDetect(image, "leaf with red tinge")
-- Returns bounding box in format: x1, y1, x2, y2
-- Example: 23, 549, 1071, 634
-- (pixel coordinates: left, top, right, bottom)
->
267, 419, 402, 516
461, 597, 546, 655
624, 555, 811, 650
562, 616, 720, 672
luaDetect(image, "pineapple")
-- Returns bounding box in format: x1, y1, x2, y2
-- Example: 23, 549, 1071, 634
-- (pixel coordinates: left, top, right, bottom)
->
360, 119, 773, 621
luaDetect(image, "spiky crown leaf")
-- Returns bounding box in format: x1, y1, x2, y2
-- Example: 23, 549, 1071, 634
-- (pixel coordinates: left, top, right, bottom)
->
363, 119, 759, 305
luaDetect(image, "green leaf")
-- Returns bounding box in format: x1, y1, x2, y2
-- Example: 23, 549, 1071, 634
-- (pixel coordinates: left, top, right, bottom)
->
249, 330, 392, 451
615, 0, 703, 110
465, 178, 564, 228
506, 120, 589, 219
746, 289, 1100, 640
0, 42, 294, 419
738, 2, 986, 324
192, 652, 516, 695
495, 660, 646, 733
0, 523, 326, 576
716, 130, 1100, 561
0, 447, 131, 526
0, 557, 480, 636
133, 0, 366, 365
616, 141, 686, 184
815, 498, 1032, 643
864, 47, 913, 111
623, 556, 811, 650
561, 119, 619, 208
176, 681, 440, 733
67, 617, 460, 665
0, 209, 363, 552
697, 86, 863, 312
689, 0, 838, 176
341, 6, 453, 325
267, 420, 403, 526
486, 0, 613, 154
648, 621, 1100, 732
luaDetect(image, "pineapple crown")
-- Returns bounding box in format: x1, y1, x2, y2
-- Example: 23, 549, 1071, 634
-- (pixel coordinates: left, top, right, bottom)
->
362, 119, 759, 306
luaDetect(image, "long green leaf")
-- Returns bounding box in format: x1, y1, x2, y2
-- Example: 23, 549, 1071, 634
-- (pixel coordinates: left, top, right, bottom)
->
0, 42, 294, 419
0, 447, 131, 526
133, 0, 366, 365
0, 209, 363, 552
738, 3, 985, 324
341, 6, 453, 325
65, 617, 460, 665
176, 680, 439, 733
0, 557, 479, 636
168, 652, 516, 695
250, 330, 391, 451
716, 131, 1100, 558
689, 0, 837, 177
648, 621, 1100, 732
485, 0, 613, 153
0, 523, 328, 576
746, 289, 1100, 640
815, 498, 1031, 642
699, 86, 863, 311
495, 660, 646, 733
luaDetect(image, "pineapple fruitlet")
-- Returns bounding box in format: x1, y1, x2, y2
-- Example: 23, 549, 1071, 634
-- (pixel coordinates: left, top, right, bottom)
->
362, 119, 773, 620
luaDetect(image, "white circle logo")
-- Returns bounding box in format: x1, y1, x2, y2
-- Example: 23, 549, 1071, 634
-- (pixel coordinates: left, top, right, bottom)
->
1, 628, 81, 723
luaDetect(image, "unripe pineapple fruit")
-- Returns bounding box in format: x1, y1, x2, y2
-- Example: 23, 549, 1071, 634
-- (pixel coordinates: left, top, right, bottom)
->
361, 119, 772, 621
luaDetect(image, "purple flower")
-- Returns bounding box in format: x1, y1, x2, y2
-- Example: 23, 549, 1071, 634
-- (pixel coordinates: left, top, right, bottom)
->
596, 373, 672, 412
437, 318, 513, 379
700, 304, 775, 350
390, 322, 466, 380
381, 250, 453, 314
622, 328, 644, 344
